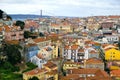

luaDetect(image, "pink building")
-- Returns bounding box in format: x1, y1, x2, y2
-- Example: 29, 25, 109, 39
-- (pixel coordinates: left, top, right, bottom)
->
4, 25, 24, 41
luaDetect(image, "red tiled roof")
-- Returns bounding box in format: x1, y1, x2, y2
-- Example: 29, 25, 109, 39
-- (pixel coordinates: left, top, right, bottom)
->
110, 69, 120, 76
86, 58, 103, 64
0, 27, 3, 32
4, 25, 11, 32
33, 37, 50, 43
71, 45, 79, 50
44, 61, 57, 69
24, 68, 46, 75
64, 45, 70, 49
65, 68, 111, 80
25, 43, 37, 47
78, 49, 84, 52
89, 50, 97, 54
37, 53, 44, 59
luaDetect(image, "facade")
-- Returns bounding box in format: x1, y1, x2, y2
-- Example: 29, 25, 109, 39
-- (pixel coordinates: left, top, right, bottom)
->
50, 22, 72, 34
23, 68, 47, 80
38, 47, 52, 60
110, 69, 120, 80
85, 58, 104, 70
63, 61, 82, 71
43, 61, 58, 80
103, 35, 119, 43
33, 37, 51, 48
77, 48, 85, 62
24, 43, 40, 62
105, 48, 120, 61
63, 45, 79, 62
0, 27, 4, 47
4, 25, 24, 41
23, 61, 58, 80
61, 68, 111, 80
52, 44, 58, 58
30, 55, 46, 68
88, 49, 99, 59
24, 19, 39, 32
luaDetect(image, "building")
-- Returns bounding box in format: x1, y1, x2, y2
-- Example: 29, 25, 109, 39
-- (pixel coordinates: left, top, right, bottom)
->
103, 35, 119, 43
63, 61, 82, 71
30, 55, 46, 68
23, 61, 58, 80
110, 69, 120, 80
24, 43, 40, 62
88, 49, 99, 59
51, 44, 59, 58
77, 48, 85, 62
24, 19, 39, 32
61, 68, 111, 80
38, 47, 52, 60
85, 58, 104, 70
23, 68, 47, 80
105, 48, 120, 61
4, 25, 24, 41
43, 61, 58, 80
63, 45, 79, 62
33, 37, 51, 49
0, 27, 4, 47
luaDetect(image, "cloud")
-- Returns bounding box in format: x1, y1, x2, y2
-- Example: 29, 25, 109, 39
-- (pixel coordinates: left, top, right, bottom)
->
0, 0, 120, 17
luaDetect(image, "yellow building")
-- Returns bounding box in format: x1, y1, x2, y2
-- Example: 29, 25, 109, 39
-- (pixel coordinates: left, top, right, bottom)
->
52, 44, 58, 59
23, 68, 47, 80
43, 61, 58, 80
63, 61, 82, 71
23, 61, 58, 80
45, 70, 58, 80
105, 48, 120, 60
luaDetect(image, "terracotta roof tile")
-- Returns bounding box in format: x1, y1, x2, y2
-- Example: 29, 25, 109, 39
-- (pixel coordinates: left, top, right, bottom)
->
86, 58, 103, 64
78, 49, 84, 52
5, 40, 19, 44
89, 50, 97, 54
64, 61, 80, 65
37, 53, 44, 59
44, 61, 57, 69
71, 45, 79, 50
46, 70, 57, 75
64, 45, 70, 49
111, 69, 120, 77
0, 27, 3, 32
4, 25, 11, 32
33, 37, 50, 43
24, 68, 47, 75
25, 43, 37, 47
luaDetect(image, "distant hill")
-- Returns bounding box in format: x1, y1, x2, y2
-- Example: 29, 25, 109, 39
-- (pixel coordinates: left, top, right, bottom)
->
9, 14, 51, 20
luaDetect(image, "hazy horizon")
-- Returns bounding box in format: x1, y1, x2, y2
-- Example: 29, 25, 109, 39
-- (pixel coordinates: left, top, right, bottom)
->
1, 0, 120, 17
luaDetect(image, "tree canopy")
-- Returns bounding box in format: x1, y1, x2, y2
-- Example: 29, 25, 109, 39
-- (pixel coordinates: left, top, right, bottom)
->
15, 20, 25, 30
29, 76, 39, 80
4, 44, 22, 65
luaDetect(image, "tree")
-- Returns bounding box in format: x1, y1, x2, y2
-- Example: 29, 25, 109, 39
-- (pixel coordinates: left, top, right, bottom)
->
7, 15, 12, 20
0, 9, 4, 19
118, 41, 120, 50
29, 76, 39, 80
15, 20, 25, 30
4, 44, 22, 65
39, 32, 44, 37
24, 31, 31, 38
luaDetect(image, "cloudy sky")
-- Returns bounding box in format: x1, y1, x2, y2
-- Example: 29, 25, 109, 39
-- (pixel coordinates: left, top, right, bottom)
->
0, 0, 120, 17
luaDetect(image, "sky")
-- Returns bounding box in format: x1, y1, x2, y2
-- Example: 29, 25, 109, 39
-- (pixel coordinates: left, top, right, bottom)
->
0, 0, 120, 17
